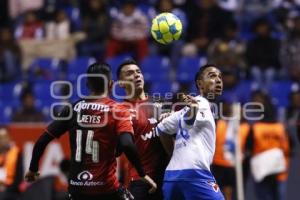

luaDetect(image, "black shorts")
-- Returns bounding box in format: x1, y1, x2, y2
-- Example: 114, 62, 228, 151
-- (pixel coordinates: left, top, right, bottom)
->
129, 180, 163, 200
68, 193, 119, 200
211, 164, 236, 188
69, 186, 134, 200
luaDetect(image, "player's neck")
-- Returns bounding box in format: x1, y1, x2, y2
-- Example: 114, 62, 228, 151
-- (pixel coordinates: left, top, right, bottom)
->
200, 91, 215, 102
90, 91, 108, 98
127, 90, 147, 101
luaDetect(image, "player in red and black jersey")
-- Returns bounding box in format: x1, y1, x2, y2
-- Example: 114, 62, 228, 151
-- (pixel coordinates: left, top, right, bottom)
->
25, 62, 157, 200
116, 59, 171, 200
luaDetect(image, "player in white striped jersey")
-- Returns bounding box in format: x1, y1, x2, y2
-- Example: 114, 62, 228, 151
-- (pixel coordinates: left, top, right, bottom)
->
156, 64, 224, 200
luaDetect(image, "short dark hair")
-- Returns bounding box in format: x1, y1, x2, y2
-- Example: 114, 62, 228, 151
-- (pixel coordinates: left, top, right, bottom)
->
194, 64, 217, 89
116, 59, 138, 79
86, 62, 112, 93
123, 0, 137, 6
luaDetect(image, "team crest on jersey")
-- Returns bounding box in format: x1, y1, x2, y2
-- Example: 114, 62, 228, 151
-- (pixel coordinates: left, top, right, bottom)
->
70, 171, 104, 186
77, 171, 93, 181
207, 181, 220, 193
199, 111, 205, 118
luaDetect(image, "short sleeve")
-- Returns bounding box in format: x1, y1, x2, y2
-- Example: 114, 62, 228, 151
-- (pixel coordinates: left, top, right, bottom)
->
46, 105, 73, 138
195, 108, 211, 122
156, 110, 182, 135
193, 101, 212, 130
114, 105, 134, 135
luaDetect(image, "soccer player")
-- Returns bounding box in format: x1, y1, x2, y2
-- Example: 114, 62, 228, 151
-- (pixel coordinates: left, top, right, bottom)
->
156, 64, 225, 200
116, 59, 170, 200
25, 62, 157, 200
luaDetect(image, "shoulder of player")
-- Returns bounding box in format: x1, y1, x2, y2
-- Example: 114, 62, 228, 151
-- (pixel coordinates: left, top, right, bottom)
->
111, 102, 132, 113
72, 97, 115, 105
120, 98, 159, 109
195, 96, 210, 108
118, 101, 134, 109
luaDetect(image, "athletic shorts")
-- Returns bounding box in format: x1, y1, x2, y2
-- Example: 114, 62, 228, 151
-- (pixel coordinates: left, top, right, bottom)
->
69, 186, 134, 200
163, 180, 225, 200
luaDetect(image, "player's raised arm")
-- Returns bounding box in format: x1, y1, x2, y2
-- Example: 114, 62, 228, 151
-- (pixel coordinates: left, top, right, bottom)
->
180, 94, 199, 127
25, 131, 54, 181
156, 94, 199, 136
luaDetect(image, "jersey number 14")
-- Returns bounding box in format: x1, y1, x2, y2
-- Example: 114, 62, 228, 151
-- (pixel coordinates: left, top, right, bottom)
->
75, 130, 99, 163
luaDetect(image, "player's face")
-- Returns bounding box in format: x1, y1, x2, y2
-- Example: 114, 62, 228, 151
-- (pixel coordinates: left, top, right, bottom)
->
197, 67, 223, 99
119, 64, 145, 93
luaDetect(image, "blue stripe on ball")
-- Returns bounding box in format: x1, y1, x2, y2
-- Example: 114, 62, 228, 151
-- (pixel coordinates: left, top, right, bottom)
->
154, 30, 163, 40
157, 16, 167, 23
169, 24, 178, 34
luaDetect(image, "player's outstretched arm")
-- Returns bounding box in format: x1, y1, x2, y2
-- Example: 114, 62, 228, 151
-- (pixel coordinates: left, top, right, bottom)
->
25, 132, 55, 182
158, 112, 171, 122
25, 105, 72, 182
118, 133, 157, 193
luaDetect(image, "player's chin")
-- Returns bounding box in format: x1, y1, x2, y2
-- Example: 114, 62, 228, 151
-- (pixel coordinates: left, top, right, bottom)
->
214, 90, 223, 96
135, 83, 144, 90
134, 85, 144, 93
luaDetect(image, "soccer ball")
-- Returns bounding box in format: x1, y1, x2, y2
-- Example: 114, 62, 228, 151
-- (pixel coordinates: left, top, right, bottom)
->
151, 12, 182, 45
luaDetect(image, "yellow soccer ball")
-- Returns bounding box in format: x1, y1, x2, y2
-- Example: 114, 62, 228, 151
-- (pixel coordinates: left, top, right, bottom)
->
151, 12, 183, 45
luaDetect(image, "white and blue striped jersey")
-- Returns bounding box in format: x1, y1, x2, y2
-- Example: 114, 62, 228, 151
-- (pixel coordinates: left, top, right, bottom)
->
157, 95, 216, 181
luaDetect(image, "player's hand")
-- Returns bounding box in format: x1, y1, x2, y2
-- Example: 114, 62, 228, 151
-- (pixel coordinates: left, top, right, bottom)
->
117, 186, 135, 200
141, 175, 157, 194
181, 94, 199, 121
25, 171, 40, 182
181, 94, 198, 109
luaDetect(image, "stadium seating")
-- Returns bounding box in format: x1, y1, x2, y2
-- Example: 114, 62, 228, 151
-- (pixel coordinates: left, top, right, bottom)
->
111, 83, 126, 102
220, 80, 254, 104
67, 56, 96, 82
28, 58, 63, 81
140, 55, 170, 82
189, 83, 198, 95
0, 82, 23, 105
64, 6, 82, 31
107, 54, 133, 80
176, 56, 206, 83
149, 80, 174, 95
269, 81, 293, 107
33, 82, 53, 101
0, 103, 12, 124
75, 81, 90, 99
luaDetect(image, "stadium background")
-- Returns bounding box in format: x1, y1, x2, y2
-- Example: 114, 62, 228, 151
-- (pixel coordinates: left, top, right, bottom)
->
0, 0, 300, 199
